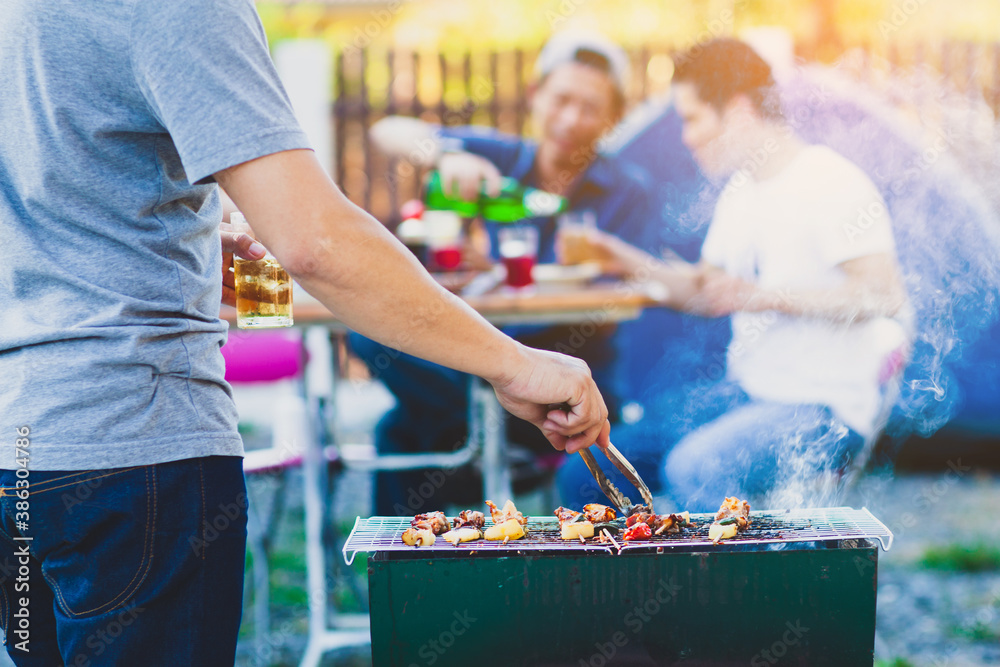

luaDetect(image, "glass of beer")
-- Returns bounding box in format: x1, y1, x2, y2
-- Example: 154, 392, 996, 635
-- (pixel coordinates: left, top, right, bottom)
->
231, 213, 294, 329
556, 210, 598, 265
498, 225, 538, 289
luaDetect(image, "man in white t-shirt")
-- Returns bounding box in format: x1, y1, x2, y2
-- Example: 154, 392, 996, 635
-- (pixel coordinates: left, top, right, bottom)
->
556, 38, 909, 511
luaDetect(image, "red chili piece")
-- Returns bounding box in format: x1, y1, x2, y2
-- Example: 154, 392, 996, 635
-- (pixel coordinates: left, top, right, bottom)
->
623, 523, 652, 541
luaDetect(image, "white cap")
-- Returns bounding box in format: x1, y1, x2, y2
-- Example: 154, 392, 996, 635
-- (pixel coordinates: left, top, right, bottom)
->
535, 31, 629, 96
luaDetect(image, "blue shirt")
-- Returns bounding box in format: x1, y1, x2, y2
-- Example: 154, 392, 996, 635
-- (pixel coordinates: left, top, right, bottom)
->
440, 126, 655, 259
605, 101, 732, 408
0, 0, 311, 469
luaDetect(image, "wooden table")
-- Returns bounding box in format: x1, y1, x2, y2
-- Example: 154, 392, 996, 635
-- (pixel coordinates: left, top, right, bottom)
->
222, 273, 663, 328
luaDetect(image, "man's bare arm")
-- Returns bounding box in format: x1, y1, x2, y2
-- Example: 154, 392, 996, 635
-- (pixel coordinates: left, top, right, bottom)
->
215, 149, 609, 451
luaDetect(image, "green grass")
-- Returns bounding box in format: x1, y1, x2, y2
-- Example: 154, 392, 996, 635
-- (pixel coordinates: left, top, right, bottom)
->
919, 543, 1000, 573
875, 659, 916, 667
267, 549, 310, 607
951, 620, 1000, 642
241, 512, 370, 617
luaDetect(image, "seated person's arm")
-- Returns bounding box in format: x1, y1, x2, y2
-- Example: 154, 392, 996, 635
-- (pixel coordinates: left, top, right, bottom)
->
556, 227, 712, 309
369, 116, 438, 165
216, 148, 610, 452
699, 252, 907, 322
552, 227, 906, 322
370, 116, 502, 200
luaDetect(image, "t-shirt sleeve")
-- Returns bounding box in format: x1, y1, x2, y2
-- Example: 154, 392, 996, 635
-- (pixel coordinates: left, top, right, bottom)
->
811, 154, 896, 266
130, 0, 312, 184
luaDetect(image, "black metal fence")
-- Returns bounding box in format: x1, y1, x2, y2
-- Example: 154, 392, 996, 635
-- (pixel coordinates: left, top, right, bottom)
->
331, 40, 1000, 225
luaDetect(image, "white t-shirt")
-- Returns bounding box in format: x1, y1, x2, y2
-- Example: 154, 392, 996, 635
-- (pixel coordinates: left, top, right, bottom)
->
701, 144, 908, 437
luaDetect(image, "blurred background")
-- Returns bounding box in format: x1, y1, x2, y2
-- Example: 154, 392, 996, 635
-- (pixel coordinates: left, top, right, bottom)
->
257, 0, 1000, 220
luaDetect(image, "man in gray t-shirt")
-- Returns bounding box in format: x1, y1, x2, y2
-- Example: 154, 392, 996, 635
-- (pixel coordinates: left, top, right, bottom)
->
0, 1, 612, 663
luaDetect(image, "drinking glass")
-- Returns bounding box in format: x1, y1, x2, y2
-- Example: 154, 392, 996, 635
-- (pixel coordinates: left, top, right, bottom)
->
232, 213, 294, 329
498, 225, 539, 289
556, 210, 598, 265
424, 211, 463, 271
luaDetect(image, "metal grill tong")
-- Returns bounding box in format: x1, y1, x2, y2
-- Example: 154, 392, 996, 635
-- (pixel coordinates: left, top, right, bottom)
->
578, 441, 655, 515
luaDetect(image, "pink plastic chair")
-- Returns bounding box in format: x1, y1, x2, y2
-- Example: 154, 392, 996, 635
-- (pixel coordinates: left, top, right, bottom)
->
222, 329, 306, 386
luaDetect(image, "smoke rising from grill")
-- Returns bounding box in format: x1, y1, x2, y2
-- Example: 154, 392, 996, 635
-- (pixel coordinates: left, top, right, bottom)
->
640, 52, 1000, 509
782, 56, 1000, 438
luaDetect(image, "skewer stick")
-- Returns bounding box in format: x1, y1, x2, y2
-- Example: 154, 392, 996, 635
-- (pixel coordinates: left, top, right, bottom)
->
502, 536, 510, 545
602, 529, 621, 552
578, 534, 586, 545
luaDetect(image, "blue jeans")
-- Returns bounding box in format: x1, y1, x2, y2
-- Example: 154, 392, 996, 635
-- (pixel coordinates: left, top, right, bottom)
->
0, 456, 247, 666
558, 383, 864, 513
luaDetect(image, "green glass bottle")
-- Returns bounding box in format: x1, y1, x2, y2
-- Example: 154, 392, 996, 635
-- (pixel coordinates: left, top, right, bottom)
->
423, 171, 567, 222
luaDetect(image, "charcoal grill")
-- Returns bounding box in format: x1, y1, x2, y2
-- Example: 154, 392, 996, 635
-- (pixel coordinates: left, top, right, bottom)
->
344, 507, 892, 666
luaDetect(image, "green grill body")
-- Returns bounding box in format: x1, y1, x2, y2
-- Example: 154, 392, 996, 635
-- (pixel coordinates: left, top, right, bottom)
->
367, 543, 878, 666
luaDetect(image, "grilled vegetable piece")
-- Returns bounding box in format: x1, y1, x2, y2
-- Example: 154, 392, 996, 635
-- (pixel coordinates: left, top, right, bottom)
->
452, 510, 486, 530
484, 518, 525, 541
442, 527, 482, 545
593, 522, 620, 536
708, 496, 751, 543
582, 503, 617, 523
623, 523, 652, 541
554, 506, 582, 523
715, 497, 751, 530
708, 522, 739, 543
560, 520, 595, 540
401, 528, 436, 546
485, 499, 527, 526
411, 511, 449, 534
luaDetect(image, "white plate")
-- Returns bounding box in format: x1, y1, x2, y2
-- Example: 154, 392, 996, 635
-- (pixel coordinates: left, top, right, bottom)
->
532, 262, 602, 288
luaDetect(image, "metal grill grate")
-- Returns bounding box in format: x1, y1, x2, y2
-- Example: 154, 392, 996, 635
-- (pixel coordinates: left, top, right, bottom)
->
343, 506, 893, 565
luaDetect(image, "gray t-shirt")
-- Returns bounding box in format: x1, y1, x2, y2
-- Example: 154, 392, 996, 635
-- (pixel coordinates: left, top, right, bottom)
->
0, 0, 312, 469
